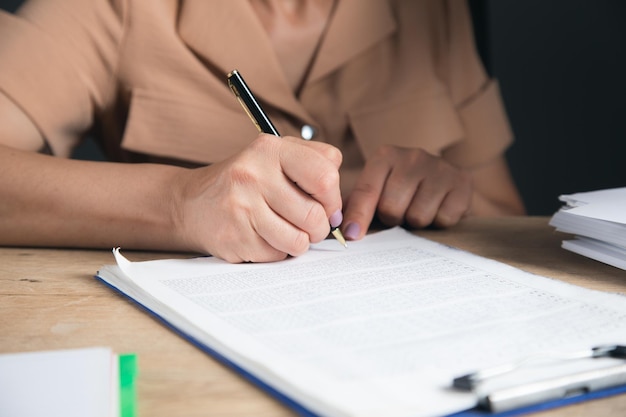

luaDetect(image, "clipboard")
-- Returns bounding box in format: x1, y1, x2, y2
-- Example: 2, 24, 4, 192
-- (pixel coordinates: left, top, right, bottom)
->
95, 227, 626, 417
98, 276, 626, 417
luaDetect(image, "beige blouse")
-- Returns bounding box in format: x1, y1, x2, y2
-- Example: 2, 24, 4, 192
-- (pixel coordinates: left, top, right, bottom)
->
0, 0, 513, 195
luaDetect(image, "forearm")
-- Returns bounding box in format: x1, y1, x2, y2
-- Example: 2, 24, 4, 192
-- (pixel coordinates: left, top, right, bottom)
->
0, 145, 189, 251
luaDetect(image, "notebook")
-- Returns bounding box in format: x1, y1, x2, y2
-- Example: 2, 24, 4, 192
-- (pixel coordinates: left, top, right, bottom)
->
0, 347, 137, 417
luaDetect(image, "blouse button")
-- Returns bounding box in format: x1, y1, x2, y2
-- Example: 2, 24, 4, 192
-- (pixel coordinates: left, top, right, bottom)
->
300, 124, 316, 140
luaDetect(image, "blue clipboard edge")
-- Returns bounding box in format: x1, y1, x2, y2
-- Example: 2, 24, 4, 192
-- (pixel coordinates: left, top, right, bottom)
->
95, 275, 626, 417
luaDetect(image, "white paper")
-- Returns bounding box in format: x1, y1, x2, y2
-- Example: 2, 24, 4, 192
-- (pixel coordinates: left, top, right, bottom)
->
550, 187, 626, 269
0, 347, 118, 417
563, 237, 626, 271
558, 187, 626, 224
98, 227, 626, 417
549, 209, 626, 248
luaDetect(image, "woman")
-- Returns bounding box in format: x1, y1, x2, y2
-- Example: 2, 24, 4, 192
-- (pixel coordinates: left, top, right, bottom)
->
0, 0, 524, 262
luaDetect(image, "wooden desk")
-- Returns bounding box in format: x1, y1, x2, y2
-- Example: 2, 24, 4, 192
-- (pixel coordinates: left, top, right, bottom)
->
1, 217, 624, 416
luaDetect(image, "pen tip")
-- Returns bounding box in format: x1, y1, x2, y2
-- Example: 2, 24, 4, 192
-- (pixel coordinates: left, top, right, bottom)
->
331, 228, 348, 248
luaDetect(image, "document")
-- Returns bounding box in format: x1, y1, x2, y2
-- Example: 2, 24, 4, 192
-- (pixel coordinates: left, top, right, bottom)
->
97, 227, 626, 417
550, 187, 626, 270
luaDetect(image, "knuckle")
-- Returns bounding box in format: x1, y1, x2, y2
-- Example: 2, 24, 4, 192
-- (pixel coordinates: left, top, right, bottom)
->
404, 148, 438, 173
373, 144, 396, 160
406, 208, 435, 229
377, 213, 403, 227
414, 147, 430, 158
248, 134, 280, 157
352, 180, 379, 198
251, 133, 277, 148
434, 211, 456, 228
376, 200, 403, 226
323, 145, 343, 166
315, 169, 339, 194
372, 146, 436, 170
229, 160, 260, 187
411, 148, 431, 166
438, 199, 470, 228
377, 202, 402, 224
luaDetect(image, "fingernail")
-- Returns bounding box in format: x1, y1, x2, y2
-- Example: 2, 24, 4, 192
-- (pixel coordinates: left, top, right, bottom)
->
329, 209, 343, 228
344, 222, 360, 240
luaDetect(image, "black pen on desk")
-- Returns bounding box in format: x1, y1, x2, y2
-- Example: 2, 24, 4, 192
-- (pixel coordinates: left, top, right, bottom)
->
227, 69, 347, 248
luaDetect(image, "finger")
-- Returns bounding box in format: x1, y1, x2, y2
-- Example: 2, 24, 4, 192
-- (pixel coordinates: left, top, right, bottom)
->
232, 228, 289, 263
282, 135, 343, 168
201, 191, 290, 263
376, 158, 422, 226
264, 179, 333, 243
405, 173, 452, 228
277, 137, 342, 218
433, 173, 472, 228
250, 202, 312, 258
209, 222, 288, 263
224, 163, 314, 259
219, 135, 338, 259
342, 157, 390, 240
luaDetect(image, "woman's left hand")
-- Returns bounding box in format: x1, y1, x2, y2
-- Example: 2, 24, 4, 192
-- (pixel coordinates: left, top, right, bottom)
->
341, 145, 473, 240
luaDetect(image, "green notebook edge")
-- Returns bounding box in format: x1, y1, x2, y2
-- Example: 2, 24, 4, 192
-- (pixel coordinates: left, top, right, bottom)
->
119, 353, 138, 417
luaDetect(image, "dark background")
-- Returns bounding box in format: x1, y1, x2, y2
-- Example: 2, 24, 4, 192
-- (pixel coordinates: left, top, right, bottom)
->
2, 0, 625, 215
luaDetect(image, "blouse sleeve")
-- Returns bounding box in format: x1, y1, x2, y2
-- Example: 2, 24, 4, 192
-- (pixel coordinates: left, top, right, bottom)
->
0, 0, 124, 157
437, 0, 514, 169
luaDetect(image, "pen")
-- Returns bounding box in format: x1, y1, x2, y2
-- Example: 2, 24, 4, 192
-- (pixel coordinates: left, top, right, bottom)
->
453, 345, 626, 413
479, 362, 626, 413
453, 344, 626, 390
227, 69, 347, 248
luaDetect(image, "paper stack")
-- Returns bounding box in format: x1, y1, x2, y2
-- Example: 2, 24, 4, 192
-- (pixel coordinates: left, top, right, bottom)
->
549, 187, 626, 270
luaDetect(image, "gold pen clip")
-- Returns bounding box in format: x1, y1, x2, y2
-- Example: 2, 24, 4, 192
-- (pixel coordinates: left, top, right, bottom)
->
228, 70, 263, 134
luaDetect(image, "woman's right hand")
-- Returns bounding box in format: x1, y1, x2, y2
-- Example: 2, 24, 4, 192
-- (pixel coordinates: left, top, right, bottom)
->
173, 134, 343, 263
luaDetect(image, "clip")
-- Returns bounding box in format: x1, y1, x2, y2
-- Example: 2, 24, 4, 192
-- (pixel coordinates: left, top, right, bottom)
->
453, 344, 626, 391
